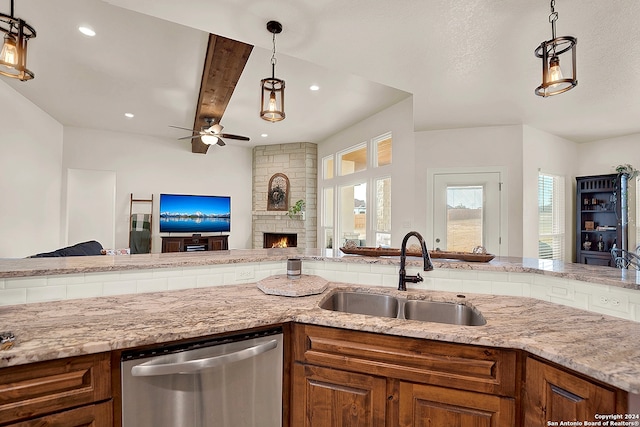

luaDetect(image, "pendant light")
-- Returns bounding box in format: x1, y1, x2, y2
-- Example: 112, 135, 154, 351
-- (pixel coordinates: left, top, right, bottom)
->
534, 0, 577, 97
260, 21, 285, 122
0, 0, 36, 81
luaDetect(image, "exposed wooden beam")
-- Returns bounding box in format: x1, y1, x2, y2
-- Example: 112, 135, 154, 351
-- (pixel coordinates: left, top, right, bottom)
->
192, 34, 253, 154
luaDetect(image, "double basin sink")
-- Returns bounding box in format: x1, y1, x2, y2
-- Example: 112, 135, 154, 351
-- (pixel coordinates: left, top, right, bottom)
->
320, 291, 486, 326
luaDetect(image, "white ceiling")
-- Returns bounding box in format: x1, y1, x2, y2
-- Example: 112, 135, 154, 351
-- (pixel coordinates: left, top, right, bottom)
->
4, 0, 640, 146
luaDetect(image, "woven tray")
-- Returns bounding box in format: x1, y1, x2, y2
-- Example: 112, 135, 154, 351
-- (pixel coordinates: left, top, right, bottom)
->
339, 247, 495, 262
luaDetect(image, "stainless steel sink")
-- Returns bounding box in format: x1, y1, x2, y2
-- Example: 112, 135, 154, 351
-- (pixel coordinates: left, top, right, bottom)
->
319, 291, 399, 318
320, 291, 486, 326
402, 300, 486, 326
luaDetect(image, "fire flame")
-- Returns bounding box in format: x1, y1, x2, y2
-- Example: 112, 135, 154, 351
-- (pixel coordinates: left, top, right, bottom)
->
272, 237, 289, 248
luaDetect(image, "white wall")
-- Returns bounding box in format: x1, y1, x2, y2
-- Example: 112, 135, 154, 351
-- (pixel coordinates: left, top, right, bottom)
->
62, 127, 254, 252
415, 125, 524, 256
317, 97, 416, 248
577, 133, 640, 250
0, 81, 63, 258
522, 126, 578, 260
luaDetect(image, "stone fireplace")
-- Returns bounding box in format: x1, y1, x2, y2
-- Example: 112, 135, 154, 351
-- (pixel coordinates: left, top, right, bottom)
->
252, 143, 317, 249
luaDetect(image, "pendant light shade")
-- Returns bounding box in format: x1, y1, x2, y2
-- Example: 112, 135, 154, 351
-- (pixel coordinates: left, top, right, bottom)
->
260, 21, 285, 122
0, 0, 36, 81
535, 0, 577, 97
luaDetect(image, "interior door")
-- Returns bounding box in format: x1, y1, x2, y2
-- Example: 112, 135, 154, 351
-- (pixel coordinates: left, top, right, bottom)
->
432, 172, 502, 255
66, 169, 116, 249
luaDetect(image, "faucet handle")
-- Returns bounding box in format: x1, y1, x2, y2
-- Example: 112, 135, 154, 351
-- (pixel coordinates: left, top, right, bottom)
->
416, 272, 423, 282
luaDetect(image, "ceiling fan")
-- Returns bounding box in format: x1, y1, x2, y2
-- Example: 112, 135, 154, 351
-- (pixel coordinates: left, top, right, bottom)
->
170, 118, 250, 147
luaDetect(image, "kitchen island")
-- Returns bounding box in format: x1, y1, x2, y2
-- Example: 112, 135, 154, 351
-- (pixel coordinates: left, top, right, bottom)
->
1, 249, 639, 395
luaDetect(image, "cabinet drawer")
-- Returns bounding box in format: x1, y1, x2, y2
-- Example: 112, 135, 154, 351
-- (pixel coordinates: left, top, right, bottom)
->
0, 353, 111, 425
293, 324, 519, 397
7, 401, 112, 427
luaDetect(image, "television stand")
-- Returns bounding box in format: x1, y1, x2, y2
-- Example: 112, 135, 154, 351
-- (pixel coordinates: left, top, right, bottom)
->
161, 235, 229, 253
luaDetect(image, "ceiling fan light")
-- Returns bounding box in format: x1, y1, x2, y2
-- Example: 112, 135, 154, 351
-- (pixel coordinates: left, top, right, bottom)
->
201, 134, 218, 145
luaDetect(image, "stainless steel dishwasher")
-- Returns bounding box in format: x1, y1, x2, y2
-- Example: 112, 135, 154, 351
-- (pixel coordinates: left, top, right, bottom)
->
121, 327, 283, 427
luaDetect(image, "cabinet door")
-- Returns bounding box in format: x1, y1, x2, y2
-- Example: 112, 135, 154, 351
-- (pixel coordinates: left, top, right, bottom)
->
523, 358, 625, 425
291, 363, 387, 427
161, 239, 183, 253
9, 401, 113, 427
580, 252, 613, 267
398, 382, 514, 427
208, 236, 228, 251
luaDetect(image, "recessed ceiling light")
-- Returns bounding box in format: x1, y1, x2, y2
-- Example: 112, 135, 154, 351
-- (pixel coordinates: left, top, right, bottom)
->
309, 85, 320, 91
124, 113, 134, 118
78, 26, 96, 37
261, 133, 268, 138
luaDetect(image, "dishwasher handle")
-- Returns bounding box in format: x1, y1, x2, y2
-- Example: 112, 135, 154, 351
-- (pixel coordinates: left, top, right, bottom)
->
130, 339, 278, 377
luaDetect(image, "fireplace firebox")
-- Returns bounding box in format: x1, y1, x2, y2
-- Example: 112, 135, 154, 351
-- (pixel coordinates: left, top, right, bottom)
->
263, 233, 297, 248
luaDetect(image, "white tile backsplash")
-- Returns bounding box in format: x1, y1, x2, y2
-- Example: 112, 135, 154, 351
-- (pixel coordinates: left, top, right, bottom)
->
5, 276, 48, 289
136, 278, 169, 294
168, 275, 198, 290
26, 285, 66, 303
1, 260, 638, 322
0, 288, 26, 305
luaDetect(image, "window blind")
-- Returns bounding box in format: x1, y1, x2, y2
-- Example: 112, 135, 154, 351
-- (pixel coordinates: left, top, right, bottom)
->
538, 173, 566, 260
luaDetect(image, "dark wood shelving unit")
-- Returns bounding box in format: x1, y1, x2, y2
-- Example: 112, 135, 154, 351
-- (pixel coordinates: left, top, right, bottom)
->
575, 174, 627, 266
161, 235, 229, 253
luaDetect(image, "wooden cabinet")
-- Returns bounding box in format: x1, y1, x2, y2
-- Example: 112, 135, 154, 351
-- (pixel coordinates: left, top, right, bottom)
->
398, 382, 514, 426
161, 235, 228, 253
523, 357, 626, 426
0, 353, 111, 426
9, 401, 112, 427
291, 363, 386, 427
291, 324, 519, 427
576, 174, 627, 264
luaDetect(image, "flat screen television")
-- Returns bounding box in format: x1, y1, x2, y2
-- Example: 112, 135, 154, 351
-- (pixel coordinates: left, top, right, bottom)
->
159, 194, 231, 233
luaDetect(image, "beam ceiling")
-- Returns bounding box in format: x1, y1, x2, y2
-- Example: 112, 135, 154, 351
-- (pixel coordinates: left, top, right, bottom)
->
191, 34, 253, 154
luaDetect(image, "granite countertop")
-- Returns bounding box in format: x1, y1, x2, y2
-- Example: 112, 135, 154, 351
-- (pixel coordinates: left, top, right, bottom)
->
2, 248, 640, 290
1, 280, 639, 394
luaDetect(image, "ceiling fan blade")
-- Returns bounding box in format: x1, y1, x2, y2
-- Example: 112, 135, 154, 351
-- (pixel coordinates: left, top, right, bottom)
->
169, 125, 198, 132
217, 138, 226, 147
220, 133, 250, 141
178, 135, 202, 140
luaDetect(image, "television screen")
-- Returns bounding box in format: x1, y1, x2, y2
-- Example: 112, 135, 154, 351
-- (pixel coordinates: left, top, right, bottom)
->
159, 194, 231, 233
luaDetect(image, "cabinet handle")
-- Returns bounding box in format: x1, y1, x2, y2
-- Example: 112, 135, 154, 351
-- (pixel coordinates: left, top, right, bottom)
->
131, 339, 278, 377
550, 384, 583, 403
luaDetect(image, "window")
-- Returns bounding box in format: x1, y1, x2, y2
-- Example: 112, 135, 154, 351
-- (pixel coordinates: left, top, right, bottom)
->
538, 172, 565, 260
375, 177, 391, 247
446, 185, 483, 252
322, 187, 334, 249
338, 143, 367, 176
321, 134, 392, 249
340, 183, 366, 246
322, 156, 334, 179
374, 133, 392, 167
636, 177, 640, 253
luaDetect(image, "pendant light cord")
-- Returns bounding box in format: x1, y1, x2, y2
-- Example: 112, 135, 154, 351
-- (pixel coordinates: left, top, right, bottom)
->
549, 0, 558, 40
270, 32, 277, 79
